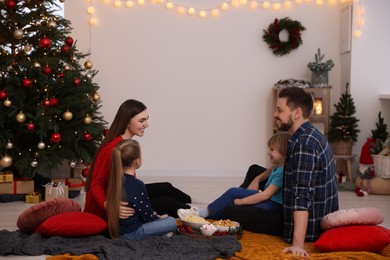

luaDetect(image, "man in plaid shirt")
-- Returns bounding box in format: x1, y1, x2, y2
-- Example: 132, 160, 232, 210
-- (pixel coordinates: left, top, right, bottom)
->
274, 87, 339, 257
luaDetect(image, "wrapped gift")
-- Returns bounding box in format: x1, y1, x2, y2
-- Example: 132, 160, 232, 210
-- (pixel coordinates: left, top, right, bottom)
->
51, 178, 84, 191
45, 182, 68, 201
0, 171, 13, 183
0, 179, 34, 194
26, 192, 41, 203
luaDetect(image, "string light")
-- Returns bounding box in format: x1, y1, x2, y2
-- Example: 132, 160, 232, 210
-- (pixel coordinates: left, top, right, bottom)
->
353, 0, 364, 38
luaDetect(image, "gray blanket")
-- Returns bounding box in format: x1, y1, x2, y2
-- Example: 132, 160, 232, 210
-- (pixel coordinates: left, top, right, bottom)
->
0, 230, 241, 260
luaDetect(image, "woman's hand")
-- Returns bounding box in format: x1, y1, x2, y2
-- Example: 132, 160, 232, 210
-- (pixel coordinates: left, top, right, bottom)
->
282, 245, 309, 258
233, 198, 244, 205
119, 201, 135, 219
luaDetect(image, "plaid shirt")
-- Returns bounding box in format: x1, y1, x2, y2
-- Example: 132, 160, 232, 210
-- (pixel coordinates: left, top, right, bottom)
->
283, 121, 339, 243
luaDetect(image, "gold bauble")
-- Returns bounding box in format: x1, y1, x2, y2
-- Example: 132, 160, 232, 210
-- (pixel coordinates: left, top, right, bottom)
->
84, 60, 93, 69
37, 141, 45, 149
34, 62, 41, 68
48, 20, 57, 28
0, 155, 12, 168
14, 29, 23, 40
92, 92, 101, 102
83, 115, 92, 125
24, 44, 32, 53
4, 99, 11, 107
16, 112, 26, 123
63, 110, 73, 121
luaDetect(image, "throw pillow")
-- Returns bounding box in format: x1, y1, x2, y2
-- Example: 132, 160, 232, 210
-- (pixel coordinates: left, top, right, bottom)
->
35, 211, 108, 237
321, 207, 384, 230
313, 225, 390, 252
17, 198, 81, 233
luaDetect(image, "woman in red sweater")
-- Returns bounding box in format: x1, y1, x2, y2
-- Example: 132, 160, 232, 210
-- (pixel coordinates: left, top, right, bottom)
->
84, 99, 191, 219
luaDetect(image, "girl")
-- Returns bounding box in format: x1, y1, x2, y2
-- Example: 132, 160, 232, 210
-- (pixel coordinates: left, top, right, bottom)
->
106, 139, 177, 240
84, 99, 191, 219
178, 132, 289, 220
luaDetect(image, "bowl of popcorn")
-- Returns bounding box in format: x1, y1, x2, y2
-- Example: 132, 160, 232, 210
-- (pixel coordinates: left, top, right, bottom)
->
181, 215, 210, 229
213, 219, 240, 232
200, 223, 217, 236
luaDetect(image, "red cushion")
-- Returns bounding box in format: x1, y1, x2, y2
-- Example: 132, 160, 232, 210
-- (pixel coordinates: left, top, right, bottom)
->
17, 198, 81, 233
313, 225, 390, 252
35, 211, 108, 237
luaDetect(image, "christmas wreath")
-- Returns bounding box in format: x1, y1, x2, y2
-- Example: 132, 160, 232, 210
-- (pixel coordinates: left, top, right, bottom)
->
263, 17, 306, 56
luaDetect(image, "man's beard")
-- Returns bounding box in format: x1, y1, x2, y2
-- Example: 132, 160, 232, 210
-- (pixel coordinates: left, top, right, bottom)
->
276, 116, 293, 132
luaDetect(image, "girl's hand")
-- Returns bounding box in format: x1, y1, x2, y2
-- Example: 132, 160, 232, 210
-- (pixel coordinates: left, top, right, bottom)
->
119, 201, 135, 219
234, 199, 244, 205
282, 245, 309, 258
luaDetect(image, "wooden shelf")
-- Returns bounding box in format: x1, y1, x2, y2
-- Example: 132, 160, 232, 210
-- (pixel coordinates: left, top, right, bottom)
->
272, 87, 331, 135
379, 94, 390, 99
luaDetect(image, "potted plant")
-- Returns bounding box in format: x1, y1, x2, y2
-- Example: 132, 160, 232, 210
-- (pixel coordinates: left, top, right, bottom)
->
307, 48, 334, 87
327, 84, 359, 155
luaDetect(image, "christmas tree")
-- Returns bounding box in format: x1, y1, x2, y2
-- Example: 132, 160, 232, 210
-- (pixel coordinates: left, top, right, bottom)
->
327, 84, 360, 143
370, 111, 389, 154
0, 0, 106, 178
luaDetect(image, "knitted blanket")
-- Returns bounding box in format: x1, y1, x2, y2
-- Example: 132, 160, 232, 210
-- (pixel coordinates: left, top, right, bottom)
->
0, 230, 241, 260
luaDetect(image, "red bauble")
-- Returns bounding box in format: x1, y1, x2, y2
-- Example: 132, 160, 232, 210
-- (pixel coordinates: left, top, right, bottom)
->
0, 90, 7, 99
22, 78, 33, 88
50, 132, 61, 143
49, 97, 59, 106
65, 36, 74, 46
57, 72, 64, 78
81, 167, 90, 178
83, 132, 92, 141
102, 128, 109, 136
43, 98, 51, 107
39, 37, 51, 48
6, 0, 17, 10
73, 78, 80, 86
61, 45, 70, 54
27, 121, 35, 131
42, 65, 52, 75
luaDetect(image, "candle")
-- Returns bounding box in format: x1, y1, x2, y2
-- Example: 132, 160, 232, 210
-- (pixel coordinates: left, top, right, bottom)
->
314, 97, 323, 115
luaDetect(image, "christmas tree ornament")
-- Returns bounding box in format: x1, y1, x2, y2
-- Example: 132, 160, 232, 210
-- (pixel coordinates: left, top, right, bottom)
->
5, 0, 16, 10
103, 128, 109, 136
13, 29, 24, 39
34, 62, 41, 68
43, 98, 51, 107
0, 155, 12, 168
4, 99, 11, 107
24, 44, 32, 53
64, 64, 70, 71
49, 96, 59, 106
16, 112, 26, 123
39, 37, 52, 48
81, 167, 90, 178
86, 72, 92, 79
48, 20, 57, 28
31, 160, 38, 167
84, 60, 93, 69
37, 141, 45, 149
69, 161, 76, 168
65, 36, 74, 46
6, 141, 13, 149
50, 132, 61, 143
61, 45, 70, 54
63, 110, 73, 120
83, 132, 91, 141
22, 78, 33, 88
83, 115, 92, 125
92, 92, 101, 102
0, 90, 7, 99
42, 65, 52, 75
57, 72, 64, 78
27, 121, 35, 131
73, 78, 80, 85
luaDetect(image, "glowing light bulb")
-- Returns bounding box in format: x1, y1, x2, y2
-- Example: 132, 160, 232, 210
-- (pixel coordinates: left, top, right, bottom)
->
166, 2, 173, 9
177, 6, 186, 14
114, 1, 121, 7
284, 0, 292, 9
87, 6, 95, 14
295, 0, 303, 4
199, 11, 206, 18
262, 2, 270, 9
211, 9, 219, 16
126, 1, 134, 8
315, 0, 323, 6
239, 0, 247, 6
272, 3, 281, 10
221, 3, 229, 10
356, 18, 365, 26
353, 30, 362, 38
89, 18, 97, 25
187, 8, 195, 15
103, 0, 110, 4
231, 0, 240, 7
328, 0, 337, 5
250, 1, 258, 9
137, 0, 144, 6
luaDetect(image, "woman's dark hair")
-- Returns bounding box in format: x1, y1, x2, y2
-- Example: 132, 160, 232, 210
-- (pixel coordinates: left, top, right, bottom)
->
85, 99, 146, 191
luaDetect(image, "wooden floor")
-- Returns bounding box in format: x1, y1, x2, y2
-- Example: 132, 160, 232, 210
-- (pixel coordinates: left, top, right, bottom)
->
1, 177, 390, 259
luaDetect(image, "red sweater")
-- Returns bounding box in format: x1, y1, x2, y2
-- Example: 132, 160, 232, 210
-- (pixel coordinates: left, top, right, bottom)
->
84, 136, 123, 219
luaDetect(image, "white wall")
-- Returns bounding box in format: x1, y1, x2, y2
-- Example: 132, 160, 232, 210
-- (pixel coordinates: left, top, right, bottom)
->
65, 1, 343, 177
350, 0, 390, 172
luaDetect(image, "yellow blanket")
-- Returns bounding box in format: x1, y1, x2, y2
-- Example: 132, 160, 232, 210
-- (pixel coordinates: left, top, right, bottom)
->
228, 230, 390, 260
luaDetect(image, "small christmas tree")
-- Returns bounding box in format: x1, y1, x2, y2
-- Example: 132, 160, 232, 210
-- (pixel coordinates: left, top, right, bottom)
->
327, 84, 360, 143
0, 0, 106, 177
370, 112, 389, 154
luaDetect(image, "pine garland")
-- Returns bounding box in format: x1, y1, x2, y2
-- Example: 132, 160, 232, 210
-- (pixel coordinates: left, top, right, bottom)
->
262, 17, 306, 56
